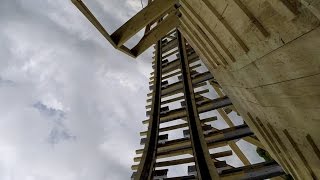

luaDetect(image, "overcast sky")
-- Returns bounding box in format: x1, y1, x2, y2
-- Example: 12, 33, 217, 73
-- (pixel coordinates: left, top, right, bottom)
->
0, 0, 265, 180
0, 0, 153, 179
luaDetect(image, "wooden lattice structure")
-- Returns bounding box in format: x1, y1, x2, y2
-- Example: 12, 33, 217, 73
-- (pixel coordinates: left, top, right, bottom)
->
72, 0, 320, 179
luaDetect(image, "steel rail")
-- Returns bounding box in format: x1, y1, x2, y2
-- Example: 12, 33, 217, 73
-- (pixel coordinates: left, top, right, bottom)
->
134, 40, 163, 180
176, 31, 220, 179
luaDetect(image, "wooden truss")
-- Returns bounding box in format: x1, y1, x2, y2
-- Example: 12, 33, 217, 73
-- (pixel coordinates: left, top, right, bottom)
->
71, 1, 294, 179
130, 30, 285, 179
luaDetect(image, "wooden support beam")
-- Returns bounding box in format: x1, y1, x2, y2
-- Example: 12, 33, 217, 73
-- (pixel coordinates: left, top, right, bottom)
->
140, 116, 217, 136
71, 0, 136, 58
162, 49, 179, 59
160, 96, 231, 123
162, 39, 178, 54
131, 13, 180, 56
152, 125, 252, 159
161, 89, 209, 106
247, 113, 288, 172
228, 142, 251, 166
220, 161, 285, 180
175, 92, 252, 167
161, 71, 212, 97
111, 0, 178, 47
179, 24, 218, 69
134, 140, 229, 161
142, 0, 154, 34
163, 175, 195, 180
180, 18, 222, 67
201, 0, 249, 53
162, 70, 181, 80
203, 83, 264, 166
162, 29, 177, 40
156, 81, 206, 101
243, 136, 264, 149
161, 52, 198, 75
180, 1, 235, 62
233, 0, 270, 37
209, 81, 265, 150
133, 154, 230, 170
133, 151, 232, 168
180, 8, 229, 66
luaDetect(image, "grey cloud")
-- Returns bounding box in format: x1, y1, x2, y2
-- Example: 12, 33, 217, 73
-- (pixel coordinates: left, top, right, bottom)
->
33, 102, 76, 145
0, 77, 15, 87
0, 0, 151, 179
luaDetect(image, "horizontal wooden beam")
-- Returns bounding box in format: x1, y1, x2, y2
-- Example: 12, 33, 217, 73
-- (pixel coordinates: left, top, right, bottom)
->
159, 96, 231, 123
220, 161, 285, 180
133, 150, 232, 166
111, 0, 178, 47
131, 12, 180, 56
140, 116, 217, 136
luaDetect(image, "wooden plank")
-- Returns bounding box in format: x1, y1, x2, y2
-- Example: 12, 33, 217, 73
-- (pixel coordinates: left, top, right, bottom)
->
283, 129, 318, 179
229, 141, 251, 165
180, 0, 236, 62
180, 21, 219, 68
208, 84, 265, 165
133, 151, 232, 167
156, 141, 228, 160
140, 116, 217, 136
180, 8, 229, 66
242, 136, 264, 149
162, 70, 181, 80
162, 49, 179, 59
220, 161, 285, 180
201, 0, 249, 52
131, 13, 180, 56
306, 134, 320, 161
267, 123, 301, 180
249, 114, 289, 172
155, 125, 251, 156
155, 152, 231, 167
119, 45, 136, 58
111, 0, 178, 47
162, 38, 179, 54
233, 0, 270, 37
178, 26, 216, 70
279, 0, 301, 15
181, 17, 222, 66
